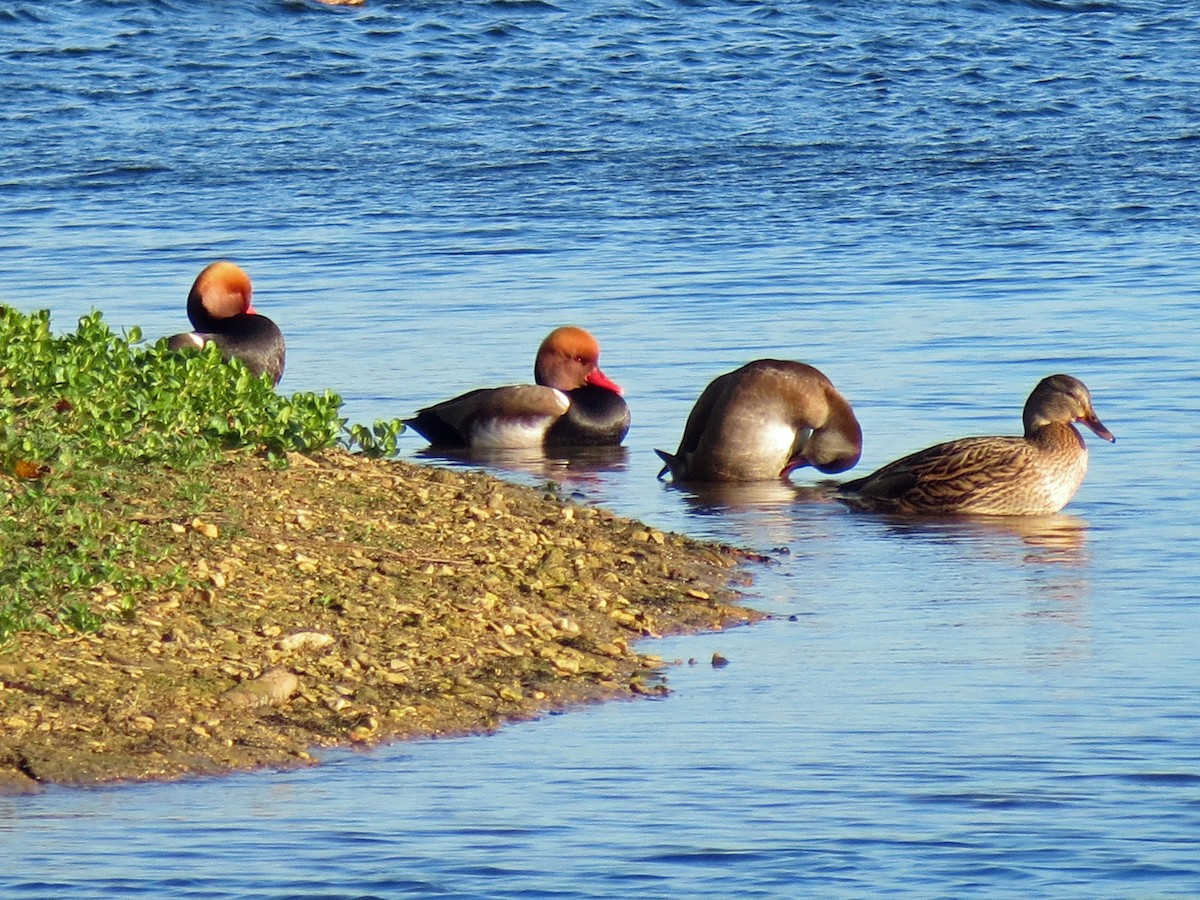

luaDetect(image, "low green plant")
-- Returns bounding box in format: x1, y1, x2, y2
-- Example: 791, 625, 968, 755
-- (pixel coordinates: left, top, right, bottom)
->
346, 418, 407, 458
0, 306, 406, 644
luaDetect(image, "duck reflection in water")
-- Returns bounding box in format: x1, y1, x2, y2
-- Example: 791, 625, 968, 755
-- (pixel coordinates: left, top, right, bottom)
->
664, 477, 839, 513
414, 444, 629, 485
858, 512, 1090, 566
847, 512, 1095, 666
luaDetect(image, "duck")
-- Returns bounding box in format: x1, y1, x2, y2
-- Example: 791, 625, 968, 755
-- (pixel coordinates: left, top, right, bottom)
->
837, 374, 1114, 515
405, 326, 630, 449
166, 261, 285, 386
655, 359, 862, 482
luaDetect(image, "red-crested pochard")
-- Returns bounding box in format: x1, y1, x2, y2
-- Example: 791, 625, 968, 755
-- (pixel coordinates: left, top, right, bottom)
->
405, 326, 630, 449
837, 374, 1114, 515
167, 261, 285, 386
656, 359, 862, 482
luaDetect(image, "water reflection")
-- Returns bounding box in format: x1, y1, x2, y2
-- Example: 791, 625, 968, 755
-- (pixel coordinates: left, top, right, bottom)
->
413, 445, 629, 488
859, 512, 1089, 565
830, 511, 1096, 667
650, 479, 845, 551
663, 478, 839, 514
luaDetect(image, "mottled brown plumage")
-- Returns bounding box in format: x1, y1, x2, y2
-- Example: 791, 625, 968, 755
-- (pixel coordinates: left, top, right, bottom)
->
837, 374, 1114, 515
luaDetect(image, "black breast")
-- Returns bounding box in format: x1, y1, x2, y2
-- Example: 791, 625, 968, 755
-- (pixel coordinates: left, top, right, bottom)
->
203, 314, 286, 386
544, 385, 630, 447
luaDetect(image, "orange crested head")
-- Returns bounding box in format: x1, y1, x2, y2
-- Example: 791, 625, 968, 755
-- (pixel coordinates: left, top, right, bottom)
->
187, 261, 254, 327
534, 326, 621, 394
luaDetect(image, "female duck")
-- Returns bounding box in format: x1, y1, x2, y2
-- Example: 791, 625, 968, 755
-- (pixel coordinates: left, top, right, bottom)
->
656, 359, 862, 482
837, 374, 1114, 515
406, 326, 630, 449
167, 261, 285, 386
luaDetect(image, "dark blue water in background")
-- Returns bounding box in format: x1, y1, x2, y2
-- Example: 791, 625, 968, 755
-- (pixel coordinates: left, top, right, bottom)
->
3, 1, 1200, 896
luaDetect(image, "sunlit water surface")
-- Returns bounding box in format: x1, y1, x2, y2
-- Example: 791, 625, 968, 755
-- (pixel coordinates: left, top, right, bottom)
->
3, 1, 1200, 896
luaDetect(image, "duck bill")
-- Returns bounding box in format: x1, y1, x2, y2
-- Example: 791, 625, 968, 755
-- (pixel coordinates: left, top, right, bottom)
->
586, 367, 623, 395
245, 302, 259, 316
780, 456, 810, 476
1081, 414, 1115, 443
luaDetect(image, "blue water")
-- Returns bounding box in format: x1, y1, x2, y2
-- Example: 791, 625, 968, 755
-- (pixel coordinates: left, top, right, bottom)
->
4, 1, 1200, 896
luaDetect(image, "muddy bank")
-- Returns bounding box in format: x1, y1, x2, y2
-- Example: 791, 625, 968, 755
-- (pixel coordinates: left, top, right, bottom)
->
0, 450, 764, 793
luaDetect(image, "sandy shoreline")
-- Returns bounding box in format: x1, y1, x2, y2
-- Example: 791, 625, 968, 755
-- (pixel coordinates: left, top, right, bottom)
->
0, 449, 764, 794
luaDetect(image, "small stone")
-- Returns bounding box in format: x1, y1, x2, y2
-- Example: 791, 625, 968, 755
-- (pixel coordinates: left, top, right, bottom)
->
277, 632, 335, 653
191, 518, 220, 539
221, 668, 299, 709
496, 640, 523, 657
348, 717, 378, 742
552, 655, 580, 674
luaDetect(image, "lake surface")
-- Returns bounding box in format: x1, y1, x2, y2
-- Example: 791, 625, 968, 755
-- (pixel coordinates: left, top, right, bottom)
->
3, 0, 1200, 896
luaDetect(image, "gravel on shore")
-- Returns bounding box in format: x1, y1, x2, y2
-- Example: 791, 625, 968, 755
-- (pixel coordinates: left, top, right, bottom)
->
0, 449, 764, 794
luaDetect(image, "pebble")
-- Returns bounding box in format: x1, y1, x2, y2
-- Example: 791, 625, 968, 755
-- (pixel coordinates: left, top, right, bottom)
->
221, 668, 300, 709
277, 632, 334, 653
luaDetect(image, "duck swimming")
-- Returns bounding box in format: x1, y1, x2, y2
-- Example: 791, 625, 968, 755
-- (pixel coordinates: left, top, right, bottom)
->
655, 359, 862, 482
167, 261, 285, 386
837, 374, 1114, 515
405, 326, 630, 449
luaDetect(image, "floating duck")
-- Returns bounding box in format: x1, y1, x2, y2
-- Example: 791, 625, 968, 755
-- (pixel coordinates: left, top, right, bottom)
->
837, 374, 1114, 515
167, 261, 285, 386
405, 326, 630, 449
656, 359, 862, 481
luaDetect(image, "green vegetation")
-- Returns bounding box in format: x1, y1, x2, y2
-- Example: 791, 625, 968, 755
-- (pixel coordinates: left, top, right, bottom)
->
0, 306, 404, 644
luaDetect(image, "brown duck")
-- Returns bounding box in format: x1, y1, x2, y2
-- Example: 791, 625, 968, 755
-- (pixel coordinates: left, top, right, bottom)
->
656, 359, 862, 482
837, 374, 1114, 515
